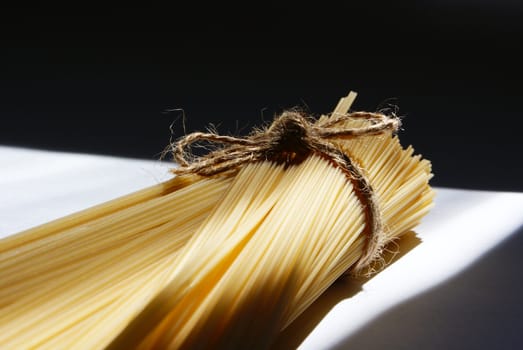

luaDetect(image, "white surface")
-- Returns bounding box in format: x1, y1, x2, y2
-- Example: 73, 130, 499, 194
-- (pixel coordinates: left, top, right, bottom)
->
1, 146, 522, 349
0, 146, 172, 237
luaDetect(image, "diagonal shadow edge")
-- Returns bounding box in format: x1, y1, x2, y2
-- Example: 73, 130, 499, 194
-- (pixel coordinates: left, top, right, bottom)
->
331, 223, 523, 350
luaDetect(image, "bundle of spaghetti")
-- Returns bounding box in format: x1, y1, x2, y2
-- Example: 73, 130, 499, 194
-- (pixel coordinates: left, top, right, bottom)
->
0, 91, 434, 349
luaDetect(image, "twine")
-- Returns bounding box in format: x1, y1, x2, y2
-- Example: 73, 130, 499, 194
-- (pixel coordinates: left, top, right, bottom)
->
170, 110, 401, 272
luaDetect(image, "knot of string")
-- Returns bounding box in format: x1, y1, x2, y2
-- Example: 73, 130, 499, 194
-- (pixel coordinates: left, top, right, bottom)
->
170, 110, 401, 273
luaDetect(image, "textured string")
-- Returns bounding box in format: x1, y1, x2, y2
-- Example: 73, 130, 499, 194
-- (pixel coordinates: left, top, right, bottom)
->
170, 111, 400, 272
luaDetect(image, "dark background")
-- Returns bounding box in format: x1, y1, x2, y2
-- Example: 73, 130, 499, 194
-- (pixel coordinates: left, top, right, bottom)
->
1, 2, 522, 191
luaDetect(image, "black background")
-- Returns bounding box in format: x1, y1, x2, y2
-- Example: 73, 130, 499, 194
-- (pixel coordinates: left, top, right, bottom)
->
1, 2, 522, 191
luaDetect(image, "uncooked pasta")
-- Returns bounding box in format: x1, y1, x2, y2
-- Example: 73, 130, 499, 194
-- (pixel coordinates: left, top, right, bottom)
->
0, 91, 433, 349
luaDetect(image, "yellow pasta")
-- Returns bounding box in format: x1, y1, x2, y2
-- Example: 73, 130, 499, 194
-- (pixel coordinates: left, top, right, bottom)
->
0, 91, 433, 349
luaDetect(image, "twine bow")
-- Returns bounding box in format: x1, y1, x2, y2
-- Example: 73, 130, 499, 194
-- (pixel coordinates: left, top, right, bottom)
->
171, 111, 401, 273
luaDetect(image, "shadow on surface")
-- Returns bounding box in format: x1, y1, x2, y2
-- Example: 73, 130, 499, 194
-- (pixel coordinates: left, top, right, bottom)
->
331, 224, 523, 350
272, 231, 422, 349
